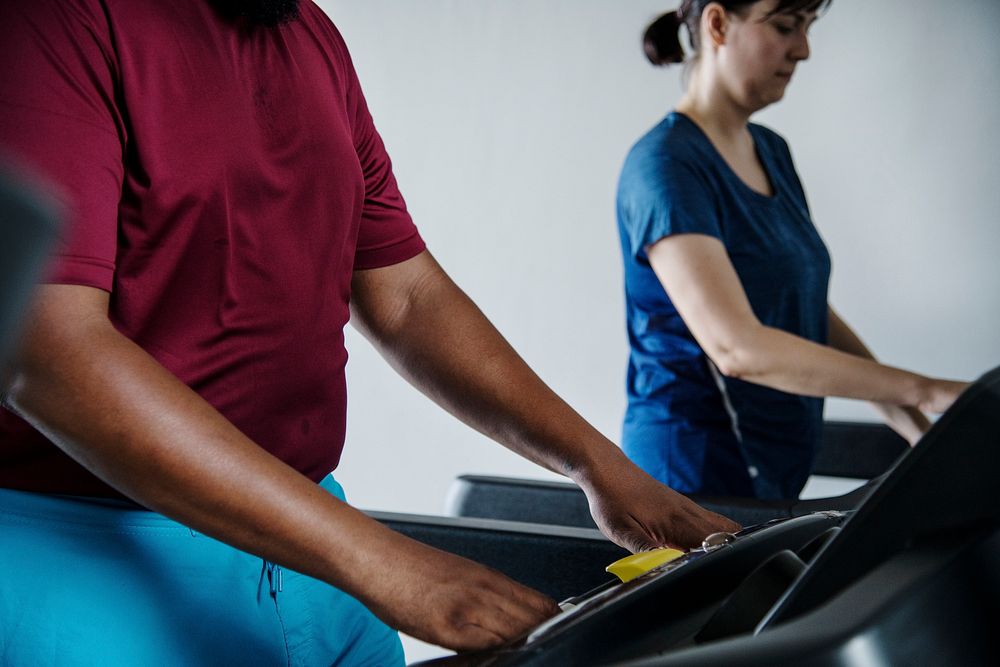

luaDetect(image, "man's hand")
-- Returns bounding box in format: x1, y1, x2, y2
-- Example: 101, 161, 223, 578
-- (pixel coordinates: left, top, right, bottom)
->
6, 284, 557, 653
577, 451, 741, 552
352, 251, 740, 553
361, 536, 558, 651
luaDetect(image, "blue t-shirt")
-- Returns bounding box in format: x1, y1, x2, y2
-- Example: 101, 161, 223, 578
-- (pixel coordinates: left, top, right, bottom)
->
616, 112, 831, 499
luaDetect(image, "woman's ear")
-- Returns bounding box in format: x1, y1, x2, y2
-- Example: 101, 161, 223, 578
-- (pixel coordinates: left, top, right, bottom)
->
702, 2, 729, 48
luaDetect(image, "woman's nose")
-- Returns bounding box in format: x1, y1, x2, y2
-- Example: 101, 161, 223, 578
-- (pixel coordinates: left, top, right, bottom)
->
791, 30, 811, 62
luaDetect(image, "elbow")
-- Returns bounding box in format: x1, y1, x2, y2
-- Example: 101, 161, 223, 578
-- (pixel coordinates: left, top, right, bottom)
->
1, 350, 45, 418
708, 347, 751, 380
703, 328, 764, 381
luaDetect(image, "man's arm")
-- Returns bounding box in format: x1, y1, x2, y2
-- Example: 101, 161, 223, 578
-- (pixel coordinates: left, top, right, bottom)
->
826, 307, 931, 445
350, 250, 740, 552
3, 283, 557, 651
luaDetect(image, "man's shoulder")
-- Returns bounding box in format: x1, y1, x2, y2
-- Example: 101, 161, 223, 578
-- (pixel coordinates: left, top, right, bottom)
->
298, 1, 350, 50
1, 0, 113, 40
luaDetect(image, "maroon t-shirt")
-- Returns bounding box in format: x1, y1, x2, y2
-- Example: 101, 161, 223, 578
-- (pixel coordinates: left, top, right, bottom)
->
0, 0, 425, 496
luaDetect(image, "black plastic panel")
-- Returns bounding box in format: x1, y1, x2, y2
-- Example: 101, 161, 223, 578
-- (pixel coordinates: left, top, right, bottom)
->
411, 366, 1000, 667
445, 421, 902, 530
368, 511, 627, 602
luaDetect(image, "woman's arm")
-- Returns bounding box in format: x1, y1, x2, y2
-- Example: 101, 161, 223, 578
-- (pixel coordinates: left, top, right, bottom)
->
647, 233, 967, 413
826, 307, 932, 445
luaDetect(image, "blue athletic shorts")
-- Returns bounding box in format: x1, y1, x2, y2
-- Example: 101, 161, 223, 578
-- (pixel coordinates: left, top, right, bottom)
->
0, 476, 404, 666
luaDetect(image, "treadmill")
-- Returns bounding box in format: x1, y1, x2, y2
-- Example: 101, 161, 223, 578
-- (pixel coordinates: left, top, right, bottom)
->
413, 365, 1000, 666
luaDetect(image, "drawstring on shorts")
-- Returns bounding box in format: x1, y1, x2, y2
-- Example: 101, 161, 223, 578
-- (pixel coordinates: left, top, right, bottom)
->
258, 560, 283, 602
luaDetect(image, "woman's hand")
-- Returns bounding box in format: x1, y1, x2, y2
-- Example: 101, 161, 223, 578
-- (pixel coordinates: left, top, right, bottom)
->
918, 379, 970, 416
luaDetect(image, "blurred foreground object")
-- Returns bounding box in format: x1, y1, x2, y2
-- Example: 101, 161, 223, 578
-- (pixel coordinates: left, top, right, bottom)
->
0, 164, 61, 366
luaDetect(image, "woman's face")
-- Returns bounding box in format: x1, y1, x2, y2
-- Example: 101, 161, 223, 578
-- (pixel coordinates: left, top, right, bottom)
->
715, 0, 818, 112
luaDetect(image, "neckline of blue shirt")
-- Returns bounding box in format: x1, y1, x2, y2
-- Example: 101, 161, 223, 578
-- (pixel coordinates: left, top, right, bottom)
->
669, 111, 782, 204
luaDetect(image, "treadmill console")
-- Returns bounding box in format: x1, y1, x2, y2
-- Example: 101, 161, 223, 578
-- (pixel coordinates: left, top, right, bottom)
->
415, 366, 1000, 666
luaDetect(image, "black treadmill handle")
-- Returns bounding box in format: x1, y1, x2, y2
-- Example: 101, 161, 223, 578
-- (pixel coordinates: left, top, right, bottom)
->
789, 474, 883, 517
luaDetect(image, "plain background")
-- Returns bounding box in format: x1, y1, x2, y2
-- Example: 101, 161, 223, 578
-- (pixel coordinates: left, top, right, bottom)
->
325, 0, 999, 513
318, 0, 998, 661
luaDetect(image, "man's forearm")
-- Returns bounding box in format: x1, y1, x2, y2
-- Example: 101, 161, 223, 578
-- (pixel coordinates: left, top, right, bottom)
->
351, 252, 741, 550
350, 252, 621, 483
7, 285, 561, 652
5, 286, 420, 605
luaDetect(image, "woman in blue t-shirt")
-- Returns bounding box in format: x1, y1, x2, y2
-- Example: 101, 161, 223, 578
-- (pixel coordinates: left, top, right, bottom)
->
617, 0, 968, 499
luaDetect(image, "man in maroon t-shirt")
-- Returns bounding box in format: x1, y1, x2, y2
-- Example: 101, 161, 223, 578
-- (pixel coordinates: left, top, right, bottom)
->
0, 0, 737, 662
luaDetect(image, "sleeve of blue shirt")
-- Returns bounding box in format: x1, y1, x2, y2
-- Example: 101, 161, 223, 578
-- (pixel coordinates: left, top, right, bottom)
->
617, 134, 723, 263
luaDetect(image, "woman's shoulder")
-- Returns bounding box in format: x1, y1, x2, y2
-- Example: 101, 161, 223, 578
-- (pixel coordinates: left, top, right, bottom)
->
623, 112, 712, 183
619, 114, 723, 210
630, 112, 708, 158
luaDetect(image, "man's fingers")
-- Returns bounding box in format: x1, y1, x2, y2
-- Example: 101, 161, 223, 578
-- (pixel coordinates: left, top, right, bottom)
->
440, 589, 554, 652
480, 582, 559, 639
613, 500, 740, 552
676, 504, 740, 547
413, 566, 557, 652
690, 504, 740, 534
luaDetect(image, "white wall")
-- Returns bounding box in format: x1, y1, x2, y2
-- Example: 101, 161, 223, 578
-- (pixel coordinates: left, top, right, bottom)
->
322, 0, 1000, 518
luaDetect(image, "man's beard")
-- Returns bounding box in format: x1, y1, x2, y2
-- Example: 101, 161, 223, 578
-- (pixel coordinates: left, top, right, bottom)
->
210, 0, 301, 27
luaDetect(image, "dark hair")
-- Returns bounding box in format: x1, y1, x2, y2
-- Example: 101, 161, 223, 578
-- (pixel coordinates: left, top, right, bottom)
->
644, 0, 832, 66
208, 0, 301, 27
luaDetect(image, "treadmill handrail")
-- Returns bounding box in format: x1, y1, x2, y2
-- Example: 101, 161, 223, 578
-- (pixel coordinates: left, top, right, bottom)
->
760, 365, 1000, 630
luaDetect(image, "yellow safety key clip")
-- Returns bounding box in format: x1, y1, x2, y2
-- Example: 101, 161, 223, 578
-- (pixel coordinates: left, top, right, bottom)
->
606, 547, 685, 583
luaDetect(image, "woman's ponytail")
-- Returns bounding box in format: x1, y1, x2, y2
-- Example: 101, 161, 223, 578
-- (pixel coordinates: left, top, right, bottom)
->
643, 10, 686, 66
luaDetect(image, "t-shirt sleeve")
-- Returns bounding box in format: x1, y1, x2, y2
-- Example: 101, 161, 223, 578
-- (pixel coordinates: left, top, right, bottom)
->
0, 0, 125, 291
617, 148, 722, 262
339, 42, 425, 270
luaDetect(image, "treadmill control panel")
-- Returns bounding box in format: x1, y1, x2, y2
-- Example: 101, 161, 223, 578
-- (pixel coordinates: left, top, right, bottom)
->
526, 512, 846, 646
